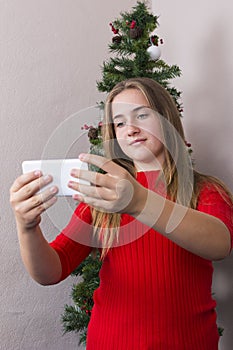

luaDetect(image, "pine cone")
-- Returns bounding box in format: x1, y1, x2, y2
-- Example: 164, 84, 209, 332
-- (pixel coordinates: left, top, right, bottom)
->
88, 127, 99, 141
112, 35, 122, 44
129, 27, 143, 39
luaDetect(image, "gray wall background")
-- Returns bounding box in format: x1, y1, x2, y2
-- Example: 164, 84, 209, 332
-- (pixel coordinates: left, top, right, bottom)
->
154, 1, 233, 349
1, 0, 232, 349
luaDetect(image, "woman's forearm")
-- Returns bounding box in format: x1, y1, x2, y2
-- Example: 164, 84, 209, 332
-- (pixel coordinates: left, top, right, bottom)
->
67, 153, 231, 260
10, 170, 62, 284
133, 188, 231, 260
17, 224, 62, 285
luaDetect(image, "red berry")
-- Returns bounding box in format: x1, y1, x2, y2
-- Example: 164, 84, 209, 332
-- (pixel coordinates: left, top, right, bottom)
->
130, 20, 136, 29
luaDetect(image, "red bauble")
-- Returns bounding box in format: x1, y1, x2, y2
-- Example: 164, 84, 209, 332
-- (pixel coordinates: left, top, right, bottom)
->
130, 20, 136, 29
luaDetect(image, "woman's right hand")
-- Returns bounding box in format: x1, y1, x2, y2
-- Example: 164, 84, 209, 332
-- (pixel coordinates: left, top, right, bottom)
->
10, 171, 58, 231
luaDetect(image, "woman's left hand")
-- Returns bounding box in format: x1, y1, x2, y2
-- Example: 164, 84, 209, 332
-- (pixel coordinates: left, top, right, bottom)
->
68, 153, 146, 215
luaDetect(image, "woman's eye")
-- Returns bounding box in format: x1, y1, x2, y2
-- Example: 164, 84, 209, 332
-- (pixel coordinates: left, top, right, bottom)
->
137, 114, 148, 119
115, 121, 125, 128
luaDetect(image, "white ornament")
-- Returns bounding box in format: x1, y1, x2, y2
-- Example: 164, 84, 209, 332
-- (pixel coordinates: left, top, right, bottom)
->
147, 44, 161, 61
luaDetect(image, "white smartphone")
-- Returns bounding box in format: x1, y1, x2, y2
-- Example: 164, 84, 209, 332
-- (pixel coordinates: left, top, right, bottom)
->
22, 159, 89, 196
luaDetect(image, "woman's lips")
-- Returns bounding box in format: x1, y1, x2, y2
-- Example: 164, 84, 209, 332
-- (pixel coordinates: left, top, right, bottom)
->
130, 138, 147, 145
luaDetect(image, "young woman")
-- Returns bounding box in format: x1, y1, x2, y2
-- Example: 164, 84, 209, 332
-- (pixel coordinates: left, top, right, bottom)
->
10, 78, 233, 349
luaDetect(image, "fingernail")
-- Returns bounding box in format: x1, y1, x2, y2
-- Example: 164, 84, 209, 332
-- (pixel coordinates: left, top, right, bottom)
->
50, 186, 58, 193
34, 170, 41, 176
79, 153, 86, 160
44, 175, 52, 183
73, 194, 82, 201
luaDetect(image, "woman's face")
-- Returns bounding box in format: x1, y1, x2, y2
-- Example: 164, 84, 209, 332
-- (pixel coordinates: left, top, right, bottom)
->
111, 88, 165, 171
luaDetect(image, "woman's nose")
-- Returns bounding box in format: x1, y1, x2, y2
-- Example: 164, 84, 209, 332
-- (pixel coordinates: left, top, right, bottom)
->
127, 123, 140, 136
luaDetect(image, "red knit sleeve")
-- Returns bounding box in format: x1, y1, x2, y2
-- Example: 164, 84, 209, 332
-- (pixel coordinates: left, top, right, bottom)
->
197, 184, 233, 251
49, 202, 93, 281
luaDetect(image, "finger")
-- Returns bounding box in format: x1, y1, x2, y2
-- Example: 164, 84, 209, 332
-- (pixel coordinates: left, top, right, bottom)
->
69, 181, 116, 201
10, 170, 42, 193
14, 175, 53, 201
73, 194, 115, 213
79, 153, 121, 175
70, 168, 113, 189
24, 195, 58, 222
16, 186, 58, 214
73, 193, 130, 214
27, 186, 59, 211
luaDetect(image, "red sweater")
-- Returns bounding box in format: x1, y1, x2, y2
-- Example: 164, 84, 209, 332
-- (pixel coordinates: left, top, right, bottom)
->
50, 171, 233, 349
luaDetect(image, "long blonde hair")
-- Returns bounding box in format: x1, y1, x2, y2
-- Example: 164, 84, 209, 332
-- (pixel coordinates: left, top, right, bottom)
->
91, 77, 232, 258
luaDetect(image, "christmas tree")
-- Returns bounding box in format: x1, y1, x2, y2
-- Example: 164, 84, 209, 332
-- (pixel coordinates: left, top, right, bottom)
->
62, 253, 102, 345
97, 1, 183, 114
61, 1, 195, 345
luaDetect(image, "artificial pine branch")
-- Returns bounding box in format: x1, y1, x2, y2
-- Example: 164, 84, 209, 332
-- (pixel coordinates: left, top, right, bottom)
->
97, 1, 183, 117
62, 252, 101, 345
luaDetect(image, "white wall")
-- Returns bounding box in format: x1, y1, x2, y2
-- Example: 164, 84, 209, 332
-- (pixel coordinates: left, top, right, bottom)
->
153, 0, 233, 191
0, 1, 137, 349
153, 1, 233, 349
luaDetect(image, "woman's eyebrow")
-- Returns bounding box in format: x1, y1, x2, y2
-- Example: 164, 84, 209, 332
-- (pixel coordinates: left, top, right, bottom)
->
112, 105, 149, 120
